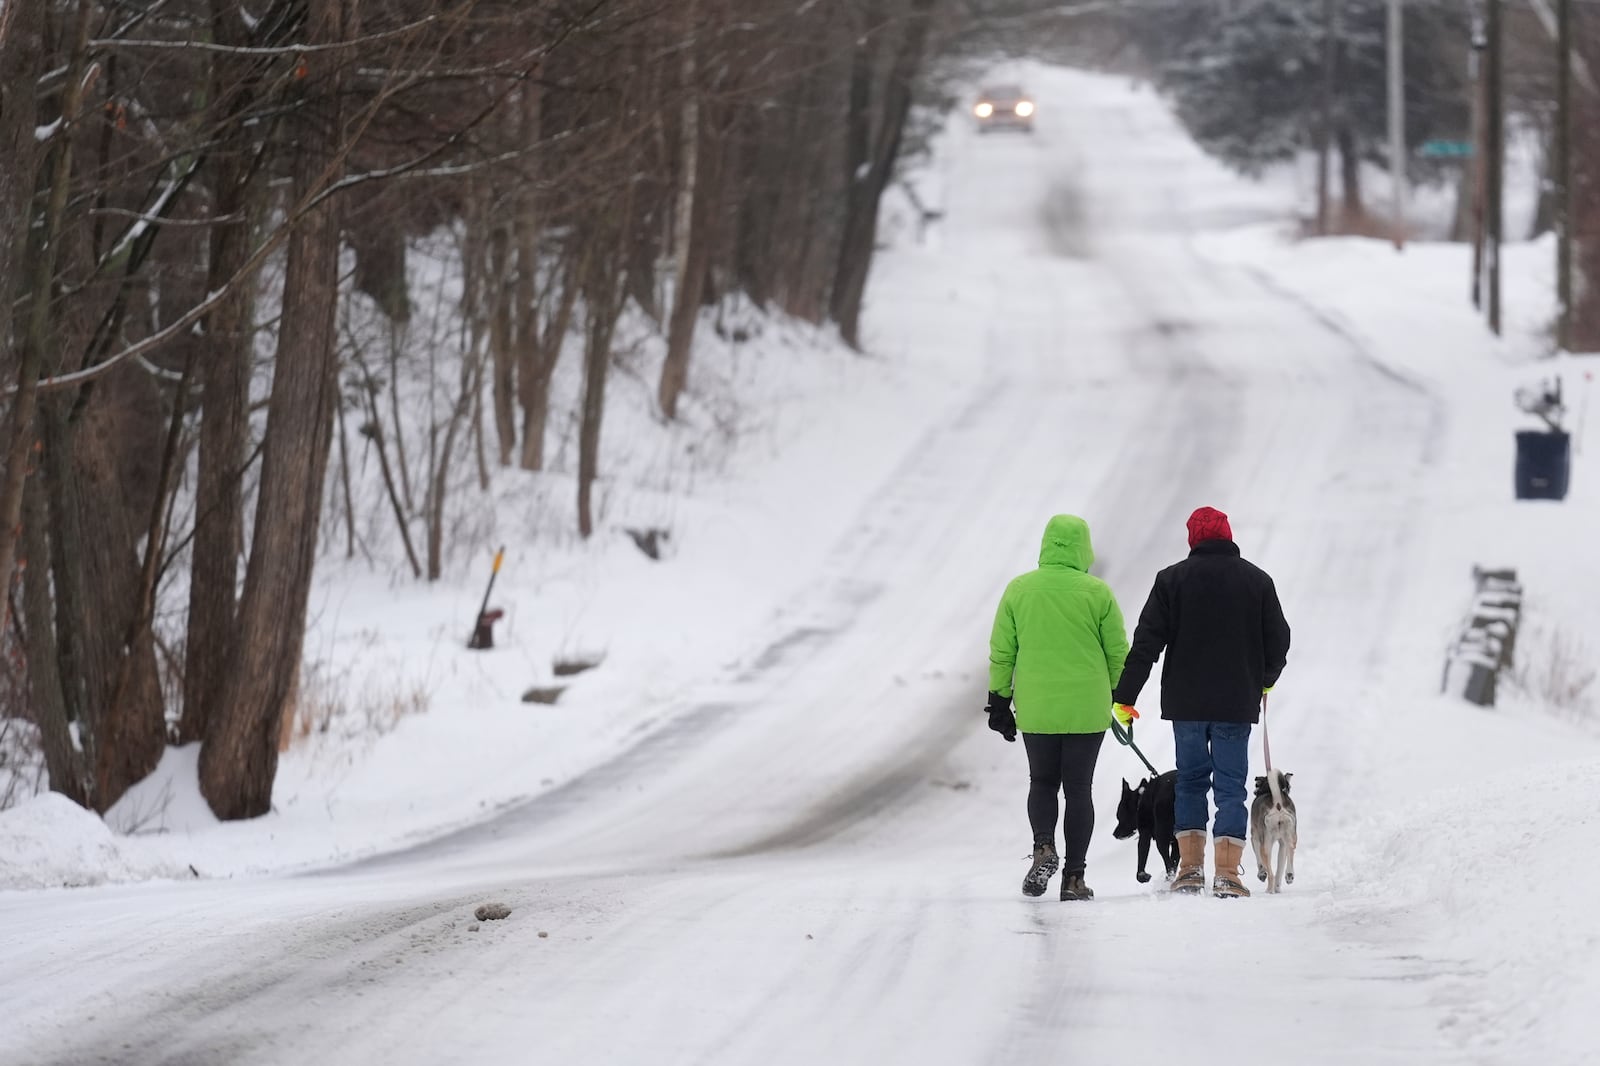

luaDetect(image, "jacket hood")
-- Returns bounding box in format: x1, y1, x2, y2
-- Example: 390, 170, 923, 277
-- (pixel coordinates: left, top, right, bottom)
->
1039, 514, 1095, 572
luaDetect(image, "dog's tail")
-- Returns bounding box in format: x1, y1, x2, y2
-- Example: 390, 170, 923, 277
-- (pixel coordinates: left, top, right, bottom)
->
1267, 769, 1286, 811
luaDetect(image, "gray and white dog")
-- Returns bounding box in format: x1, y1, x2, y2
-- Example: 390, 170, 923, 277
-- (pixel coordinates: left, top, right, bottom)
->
1250, 770, 1297, 894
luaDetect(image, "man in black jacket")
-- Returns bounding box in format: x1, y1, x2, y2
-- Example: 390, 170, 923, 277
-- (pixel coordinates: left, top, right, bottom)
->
1112, 506, 1290, 898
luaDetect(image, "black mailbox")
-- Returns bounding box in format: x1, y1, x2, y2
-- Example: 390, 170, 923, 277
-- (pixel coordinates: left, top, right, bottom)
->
1514, 429, 1571, 500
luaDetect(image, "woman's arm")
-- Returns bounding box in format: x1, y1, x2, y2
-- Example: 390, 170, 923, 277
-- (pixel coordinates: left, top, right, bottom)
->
988, 585, 1019, 697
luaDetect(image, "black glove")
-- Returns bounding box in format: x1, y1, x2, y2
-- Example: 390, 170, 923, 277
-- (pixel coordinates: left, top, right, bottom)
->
985, 691, 1017, 743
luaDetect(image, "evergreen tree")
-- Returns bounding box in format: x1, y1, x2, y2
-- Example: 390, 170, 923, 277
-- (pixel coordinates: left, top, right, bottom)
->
1160, 0, 1470, 213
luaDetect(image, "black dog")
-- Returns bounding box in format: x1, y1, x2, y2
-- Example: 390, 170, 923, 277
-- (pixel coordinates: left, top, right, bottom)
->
1113, 771, 1178, 884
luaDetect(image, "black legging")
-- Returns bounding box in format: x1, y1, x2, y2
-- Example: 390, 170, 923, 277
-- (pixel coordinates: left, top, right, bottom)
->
1022, 731, 1105, 874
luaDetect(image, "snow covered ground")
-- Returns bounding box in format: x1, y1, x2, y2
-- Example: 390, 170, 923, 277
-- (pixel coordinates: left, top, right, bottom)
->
3, 63, 1599, 1065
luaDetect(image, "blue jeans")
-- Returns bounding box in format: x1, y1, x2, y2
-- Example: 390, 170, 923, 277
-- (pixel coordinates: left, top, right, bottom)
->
1172, 721, 1252, 841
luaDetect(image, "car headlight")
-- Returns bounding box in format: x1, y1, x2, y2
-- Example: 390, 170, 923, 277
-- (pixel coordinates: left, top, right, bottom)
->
974, 102, 994, 118
1014, 100, 1035, 118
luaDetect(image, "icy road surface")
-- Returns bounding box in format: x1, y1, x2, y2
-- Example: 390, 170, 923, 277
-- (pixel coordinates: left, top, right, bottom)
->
0, 67, 1524, 1066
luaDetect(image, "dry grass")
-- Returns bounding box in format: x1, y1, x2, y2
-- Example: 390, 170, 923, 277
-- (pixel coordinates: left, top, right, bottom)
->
1294, 209, 1413, 244
279, 660, 433, 752
1511, 624, 1598, 721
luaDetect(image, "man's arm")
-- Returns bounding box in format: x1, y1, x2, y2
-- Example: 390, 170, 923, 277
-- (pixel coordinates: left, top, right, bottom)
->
1112, 575, 1170, 706
1262, 576, 1291, 689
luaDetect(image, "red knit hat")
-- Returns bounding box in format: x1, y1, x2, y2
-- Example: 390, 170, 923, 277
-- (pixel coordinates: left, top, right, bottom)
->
1187, 506, 1233, 549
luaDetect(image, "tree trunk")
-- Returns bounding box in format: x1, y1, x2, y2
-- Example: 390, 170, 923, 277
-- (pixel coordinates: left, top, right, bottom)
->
488, 224, 516, 467
0, 0, 40, 362
462, 197, 493, 491
658, 8, 702, 420
512, 82, 559, 472
201, 0, 349, 820
578, 230, 627, 539
1316, 0, 1336, 235
37, 402, 88, 763
103, 354, 195, 806
20, 474, 87, 805
828, 5, 878, 348
180, 19, 257, 742
1531, 134, 1558, 239
830, 0, 935, 350
386, 320, 414, 511
180, 284, 250, 742
520, 256, 578, 471
0, 0, 61, 631
1337, 123, 1365, 222
41, 378, 167, 811
336, 392, 356, 558
577, 308, 613, 539
425, 332, 478, 581
14, 2, 166, 812
659, 120, 716, 421
1572, 19, 1600, 350
1449, 163, 1474, 244
357, 358, 423, 579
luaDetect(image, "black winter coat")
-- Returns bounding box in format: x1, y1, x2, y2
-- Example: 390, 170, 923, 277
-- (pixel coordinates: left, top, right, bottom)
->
1111, 540, 1290, 724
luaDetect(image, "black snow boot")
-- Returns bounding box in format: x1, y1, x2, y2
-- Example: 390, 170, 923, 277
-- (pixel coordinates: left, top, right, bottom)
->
1022, 841, 1059, 897
1061, 872, 1094, 901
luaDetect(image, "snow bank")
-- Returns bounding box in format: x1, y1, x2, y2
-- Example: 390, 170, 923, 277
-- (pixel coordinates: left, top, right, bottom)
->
0, 793, 181, 891
104, 745, 219, 836
1318, 696, 1600, 1061
1197, 214, 1600, 1060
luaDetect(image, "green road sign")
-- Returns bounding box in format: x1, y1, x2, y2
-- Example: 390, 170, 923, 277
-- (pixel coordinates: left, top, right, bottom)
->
1419, 140, 1474, 159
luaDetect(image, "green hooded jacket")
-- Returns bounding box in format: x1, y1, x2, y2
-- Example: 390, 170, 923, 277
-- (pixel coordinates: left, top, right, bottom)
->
988, 515, 1130, 734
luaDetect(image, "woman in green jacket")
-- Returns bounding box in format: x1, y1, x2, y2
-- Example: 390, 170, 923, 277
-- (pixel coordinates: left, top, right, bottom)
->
986, 514, 1129, 901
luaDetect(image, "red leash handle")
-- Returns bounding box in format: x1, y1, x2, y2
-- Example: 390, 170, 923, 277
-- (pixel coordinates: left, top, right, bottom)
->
1261, 692, 1272, 774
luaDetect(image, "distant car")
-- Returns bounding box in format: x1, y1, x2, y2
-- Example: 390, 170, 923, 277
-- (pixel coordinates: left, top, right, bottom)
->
973, 86, 1035, 133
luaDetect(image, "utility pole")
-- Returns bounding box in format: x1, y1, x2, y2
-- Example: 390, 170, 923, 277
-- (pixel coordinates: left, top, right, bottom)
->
1470, 11, 1487, 308
1318, 0, 1336, 235
1486, 0, 1504, 335
1556, 0, 1574, 350
1388, 0, 1407, 249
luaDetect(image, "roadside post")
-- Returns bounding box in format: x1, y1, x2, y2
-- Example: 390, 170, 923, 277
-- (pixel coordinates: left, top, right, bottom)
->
468, 546, 507, 650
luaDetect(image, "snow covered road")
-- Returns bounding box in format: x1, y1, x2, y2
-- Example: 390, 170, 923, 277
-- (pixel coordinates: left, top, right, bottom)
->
0, 67, 1542, 1065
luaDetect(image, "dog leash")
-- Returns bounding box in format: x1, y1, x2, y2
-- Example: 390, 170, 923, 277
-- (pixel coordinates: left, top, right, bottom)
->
1261, 693, 1273, 774
1110, 718, 1161, 777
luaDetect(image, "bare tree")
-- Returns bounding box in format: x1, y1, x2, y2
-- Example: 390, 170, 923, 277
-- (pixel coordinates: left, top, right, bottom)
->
1574, 12, 1600, 349
181, 2, 269, 745
202, 0, 354, 820
831, 0, 940, 350
0, 0, 61, 639
577, 230, 626, 540
656, 0, 705, 420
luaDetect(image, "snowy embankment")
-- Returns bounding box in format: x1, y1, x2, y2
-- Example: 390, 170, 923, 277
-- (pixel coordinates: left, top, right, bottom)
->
1202, 227, 1600, 1058
0, 794, 182, 889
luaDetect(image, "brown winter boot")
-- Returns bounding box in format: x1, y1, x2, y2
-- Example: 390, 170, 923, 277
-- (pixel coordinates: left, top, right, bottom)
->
1170, 830, 1207, 894
1061, 871, 1094, 901
1213, 837, 1252, 899
1022, 841, 1059, 898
